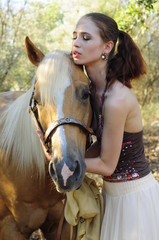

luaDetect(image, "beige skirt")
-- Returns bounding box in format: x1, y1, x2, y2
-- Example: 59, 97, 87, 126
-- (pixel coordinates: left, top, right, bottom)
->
100, 173, 159, 240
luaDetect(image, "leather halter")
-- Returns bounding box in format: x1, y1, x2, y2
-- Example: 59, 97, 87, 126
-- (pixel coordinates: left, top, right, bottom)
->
29, 82, 94, 153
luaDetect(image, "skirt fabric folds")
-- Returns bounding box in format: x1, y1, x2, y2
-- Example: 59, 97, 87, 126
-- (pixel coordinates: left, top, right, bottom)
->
100, 173, 159, 240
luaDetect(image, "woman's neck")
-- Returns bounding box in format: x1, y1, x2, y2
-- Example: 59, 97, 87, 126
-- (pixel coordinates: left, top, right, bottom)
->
85, 62, 107, 91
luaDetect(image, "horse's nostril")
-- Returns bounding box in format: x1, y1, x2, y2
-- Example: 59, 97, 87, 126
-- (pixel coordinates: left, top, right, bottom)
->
75, 161, 80, 176
73, 161, 80, 180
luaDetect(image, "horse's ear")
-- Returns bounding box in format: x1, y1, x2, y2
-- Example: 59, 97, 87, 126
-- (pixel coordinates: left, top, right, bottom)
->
25, 36, 45, 66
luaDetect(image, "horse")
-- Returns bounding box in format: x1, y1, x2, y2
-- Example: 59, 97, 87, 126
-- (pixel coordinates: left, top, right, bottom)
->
0, 37, 92, 240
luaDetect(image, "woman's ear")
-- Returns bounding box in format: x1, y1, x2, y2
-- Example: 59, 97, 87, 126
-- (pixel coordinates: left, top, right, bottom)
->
104, 41, 114, 54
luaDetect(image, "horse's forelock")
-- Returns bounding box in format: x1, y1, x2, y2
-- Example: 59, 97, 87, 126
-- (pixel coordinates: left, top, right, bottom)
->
36, 50, 72, 105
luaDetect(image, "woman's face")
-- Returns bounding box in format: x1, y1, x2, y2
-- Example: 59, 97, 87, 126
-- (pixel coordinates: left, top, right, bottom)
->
72, 18, 106, 66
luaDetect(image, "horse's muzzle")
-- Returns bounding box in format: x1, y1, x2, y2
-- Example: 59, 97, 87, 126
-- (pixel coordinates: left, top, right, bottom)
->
49, 156, 86, 192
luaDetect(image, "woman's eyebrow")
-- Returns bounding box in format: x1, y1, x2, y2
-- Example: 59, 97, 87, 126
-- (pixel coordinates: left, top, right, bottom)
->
73, 31, 91, 35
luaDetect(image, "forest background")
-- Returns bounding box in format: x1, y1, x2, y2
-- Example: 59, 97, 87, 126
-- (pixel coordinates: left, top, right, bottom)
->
0, 0, 159, 176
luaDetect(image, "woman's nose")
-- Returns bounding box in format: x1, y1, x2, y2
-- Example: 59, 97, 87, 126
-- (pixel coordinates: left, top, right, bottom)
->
73, 37, 81, 47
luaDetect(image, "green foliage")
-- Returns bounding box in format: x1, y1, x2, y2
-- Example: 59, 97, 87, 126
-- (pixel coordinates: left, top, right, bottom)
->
96, 0, 120, 16
115, 0, 159, 109
0, 0, 63, 91
115, 0, 156, 34
141, 102, 159, 128
0, 0, 159, 112
47, 0, 121, 50
137, 0, 158, 10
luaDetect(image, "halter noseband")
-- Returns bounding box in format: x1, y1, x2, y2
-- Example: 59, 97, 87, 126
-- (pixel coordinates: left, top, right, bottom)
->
29, 82, 94, 153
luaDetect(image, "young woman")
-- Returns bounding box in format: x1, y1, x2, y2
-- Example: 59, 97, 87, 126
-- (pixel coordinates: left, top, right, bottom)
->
72, 12, 159, 240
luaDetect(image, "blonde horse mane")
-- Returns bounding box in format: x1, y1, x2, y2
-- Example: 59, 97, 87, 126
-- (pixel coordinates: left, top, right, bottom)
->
0, 50, 72, 177
37, 50, 72, 105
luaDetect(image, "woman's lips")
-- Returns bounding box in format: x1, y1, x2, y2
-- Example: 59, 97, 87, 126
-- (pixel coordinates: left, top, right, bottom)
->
73, 51, 81, 58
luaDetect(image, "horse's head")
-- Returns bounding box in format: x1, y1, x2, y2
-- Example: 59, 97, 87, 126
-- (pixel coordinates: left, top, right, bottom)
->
25, 37, 92, 192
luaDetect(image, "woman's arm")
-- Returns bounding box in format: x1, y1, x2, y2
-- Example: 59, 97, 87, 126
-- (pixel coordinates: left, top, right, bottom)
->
85, 94, 127, 176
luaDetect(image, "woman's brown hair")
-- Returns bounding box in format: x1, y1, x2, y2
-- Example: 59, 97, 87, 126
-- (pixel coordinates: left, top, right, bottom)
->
83, 13, 147, 88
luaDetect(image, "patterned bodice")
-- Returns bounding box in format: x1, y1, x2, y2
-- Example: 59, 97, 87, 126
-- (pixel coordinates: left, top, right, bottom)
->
103, 131, 150, 182
91, 82, 150, 182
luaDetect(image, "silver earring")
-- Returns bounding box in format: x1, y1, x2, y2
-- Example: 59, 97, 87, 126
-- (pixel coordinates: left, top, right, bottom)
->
101, 53, 108, 61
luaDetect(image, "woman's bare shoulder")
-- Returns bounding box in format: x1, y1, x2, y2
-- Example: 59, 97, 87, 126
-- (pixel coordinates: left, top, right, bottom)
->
106, 81, 137, 107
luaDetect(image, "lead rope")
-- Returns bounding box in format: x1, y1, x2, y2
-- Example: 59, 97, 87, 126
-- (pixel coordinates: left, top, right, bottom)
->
57, 196, 77, 240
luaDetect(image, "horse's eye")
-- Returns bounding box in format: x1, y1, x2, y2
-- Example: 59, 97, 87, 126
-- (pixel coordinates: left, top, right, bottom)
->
82, 89, 90, 100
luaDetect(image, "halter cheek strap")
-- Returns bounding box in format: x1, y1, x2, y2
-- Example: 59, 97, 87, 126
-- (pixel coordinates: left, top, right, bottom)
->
44, 117, 94, 144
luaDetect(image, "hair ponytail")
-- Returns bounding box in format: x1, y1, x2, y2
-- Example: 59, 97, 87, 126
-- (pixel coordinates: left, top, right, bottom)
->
107, 30, 147, 88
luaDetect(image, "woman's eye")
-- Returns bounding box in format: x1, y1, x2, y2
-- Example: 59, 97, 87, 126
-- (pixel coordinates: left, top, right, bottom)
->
72, 33, 77, 40
83, 35, 90, 40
